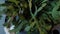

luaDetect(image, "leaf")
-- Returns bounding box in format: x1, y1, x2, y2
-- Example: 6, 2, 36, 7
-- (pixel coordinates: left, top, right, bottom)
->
28, 0, 32, 10
24, 26, 31, 31
52, 0, 60, 20
10, 20, 27, 32
34, 3, 47, 16
8, 0, 19, 5
45, 25, 52, 30
30, 3, 47, 20
42, 0, 48, 3
40, 28, 47, 34
25, 21, 36, 31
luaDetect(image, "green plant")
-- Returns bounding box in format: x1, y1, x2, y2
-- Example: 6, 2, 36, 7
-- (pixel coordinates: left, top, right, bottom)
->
3, 0, 60, 34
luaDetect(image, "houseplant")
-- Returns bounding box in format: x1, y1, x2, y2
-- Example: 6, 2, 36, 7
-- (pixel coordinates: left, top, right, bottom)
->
2, 0, 60, 34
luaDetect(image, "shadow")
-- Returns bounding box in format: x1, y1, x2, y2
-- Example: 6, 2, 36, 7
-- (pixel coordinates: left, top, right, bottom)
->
52, 30, 59, 34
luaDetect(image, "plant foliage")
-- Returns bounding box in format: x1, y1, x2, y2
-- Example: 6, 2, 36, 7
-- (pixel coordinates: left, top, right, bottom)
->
2, 0, 60, 34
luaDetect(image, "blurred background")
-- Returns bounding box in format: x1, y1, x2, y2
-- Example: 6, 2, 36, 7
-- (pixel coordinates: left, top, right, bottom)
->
0, 0, 6, 34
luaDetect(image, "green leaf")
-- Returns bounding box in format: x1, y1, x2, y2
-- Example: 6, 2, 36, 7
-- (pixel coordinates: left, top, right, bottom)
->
25, 21, 36, 31
34, 3, 47, 16
10, 20, 27, 32
52, 0, 60, 20
8, 0, 19, 5
24, 26, 31, 31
